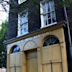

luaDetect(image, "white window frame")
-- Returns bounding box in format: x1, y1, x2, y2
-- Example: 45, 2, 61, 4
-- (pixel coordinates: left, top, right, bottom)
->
18, 10, 28, 37
40, 0, 57, 28
18, 0, 27, 4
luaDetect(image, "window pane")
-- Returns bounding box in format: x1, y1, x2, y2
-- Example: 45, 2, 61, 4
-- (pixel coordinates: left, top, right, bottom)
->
44, 15, 47, 25
52, 17, 56, 22
18, 10, 28, 36
45, 3, 48, 13
43, 3, 46, 13
51, 11, 55, 18
48, 3, 50, 12
48, 19, 51, 24
20, 12, 28, 24
40, 0, 56, 27
48, 13, 50, 18
13, 46, 20, 53
20, 22, 28, 35
49, 1, 55, 12
51, 11, 56, 22
43, 36, 59, 46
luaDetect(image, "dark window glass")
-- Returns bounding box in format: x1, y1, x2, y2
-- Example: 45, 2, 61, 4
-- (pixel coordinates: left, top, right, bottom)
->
13, 46, 20, 53
10, 45, 20, 53
43, 36, 59, 46
48, 19, 51, 24
48, 13, 50, 18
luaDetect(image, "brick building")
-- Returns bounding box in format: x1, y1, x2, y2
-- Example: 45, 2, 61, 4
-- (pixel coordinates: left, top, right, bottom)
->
4, 0, 72, 72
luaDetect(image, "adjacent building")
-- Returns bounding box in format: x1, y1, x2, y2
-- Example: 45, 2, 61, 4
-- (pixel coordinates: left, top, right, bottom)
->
4, 0, 72, 72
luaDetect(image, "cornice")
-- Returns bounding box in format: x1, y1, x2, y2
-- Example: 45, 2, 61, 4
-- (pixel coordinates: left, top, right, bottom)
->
4, 21, 66, 45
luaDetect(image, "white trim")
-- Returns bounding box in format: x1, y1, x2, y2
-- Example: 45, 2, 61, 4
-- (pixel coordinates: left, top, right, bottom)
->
40, 0, 56, 28
18, 14, 21, 37
41, 22, 57, 28
18, 0, 27, 4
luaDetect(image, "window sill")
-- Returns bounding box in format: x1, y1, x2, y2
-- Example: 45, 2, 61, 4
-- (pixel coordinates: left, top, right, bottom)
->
41, 22, 57, 29
17, 32, 29, 38
18, 0, 27, 4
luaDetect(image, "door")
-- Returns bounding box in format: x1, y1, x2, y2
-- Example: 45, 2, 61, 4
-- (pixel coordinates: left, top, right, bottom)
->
26, 49, 38, 72
42, 44, 62, 72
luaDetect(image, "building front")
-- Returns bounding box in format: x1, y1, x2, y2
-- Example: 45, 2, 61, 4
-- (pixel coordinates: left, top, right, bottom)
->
4, 0, 72, 72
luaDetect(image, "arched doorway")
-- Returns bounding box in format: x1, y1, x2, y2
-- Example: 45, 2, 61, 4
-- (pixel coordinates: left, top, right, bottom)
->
42, 35, 62, 72
9, 45, 21, 72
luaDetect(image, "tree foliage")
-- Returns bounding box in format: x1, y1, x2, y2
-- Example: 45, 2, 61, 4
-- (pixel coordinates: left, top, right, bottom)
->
0, 20, 8, 68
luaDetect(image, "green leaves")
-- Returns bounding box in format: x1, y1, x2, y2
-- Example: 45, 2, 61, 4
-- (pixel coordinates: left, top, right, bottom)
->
62, 0, 72, 7
0, 20, 8, 41
0, 20, 8, 68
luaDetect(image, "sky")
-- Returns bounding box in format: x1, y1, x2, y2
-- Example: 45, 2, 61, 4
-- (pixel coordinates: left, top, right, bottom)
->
0, 0, 9, 26
0, 0, 9, 29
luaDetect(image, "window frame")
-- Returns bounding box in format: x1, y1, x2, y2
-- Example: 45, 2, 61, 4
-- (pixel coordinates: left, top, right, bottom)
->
40, 0, 57, 28
18, 10, 28, 37
18, 0, 27, 4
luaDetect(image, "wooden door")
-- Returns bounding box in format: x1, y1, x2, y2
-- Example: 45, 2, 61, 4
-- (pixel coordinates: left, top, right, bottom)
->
42, 45, 62, 72
26, 50, 38, 72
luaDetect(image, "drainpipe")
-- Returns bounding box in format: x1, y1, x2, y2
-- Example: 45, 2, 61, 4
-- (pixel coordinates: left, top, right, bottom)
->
63, 0, 72, 52
63, 0, 72, 71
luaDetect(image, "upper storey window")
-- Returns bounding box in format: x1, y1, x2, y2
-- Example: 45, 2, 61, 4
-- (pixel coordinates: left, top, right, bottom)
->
18, 0, 27, 4
18, 10, 28, 36
40, 0, 57, 28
